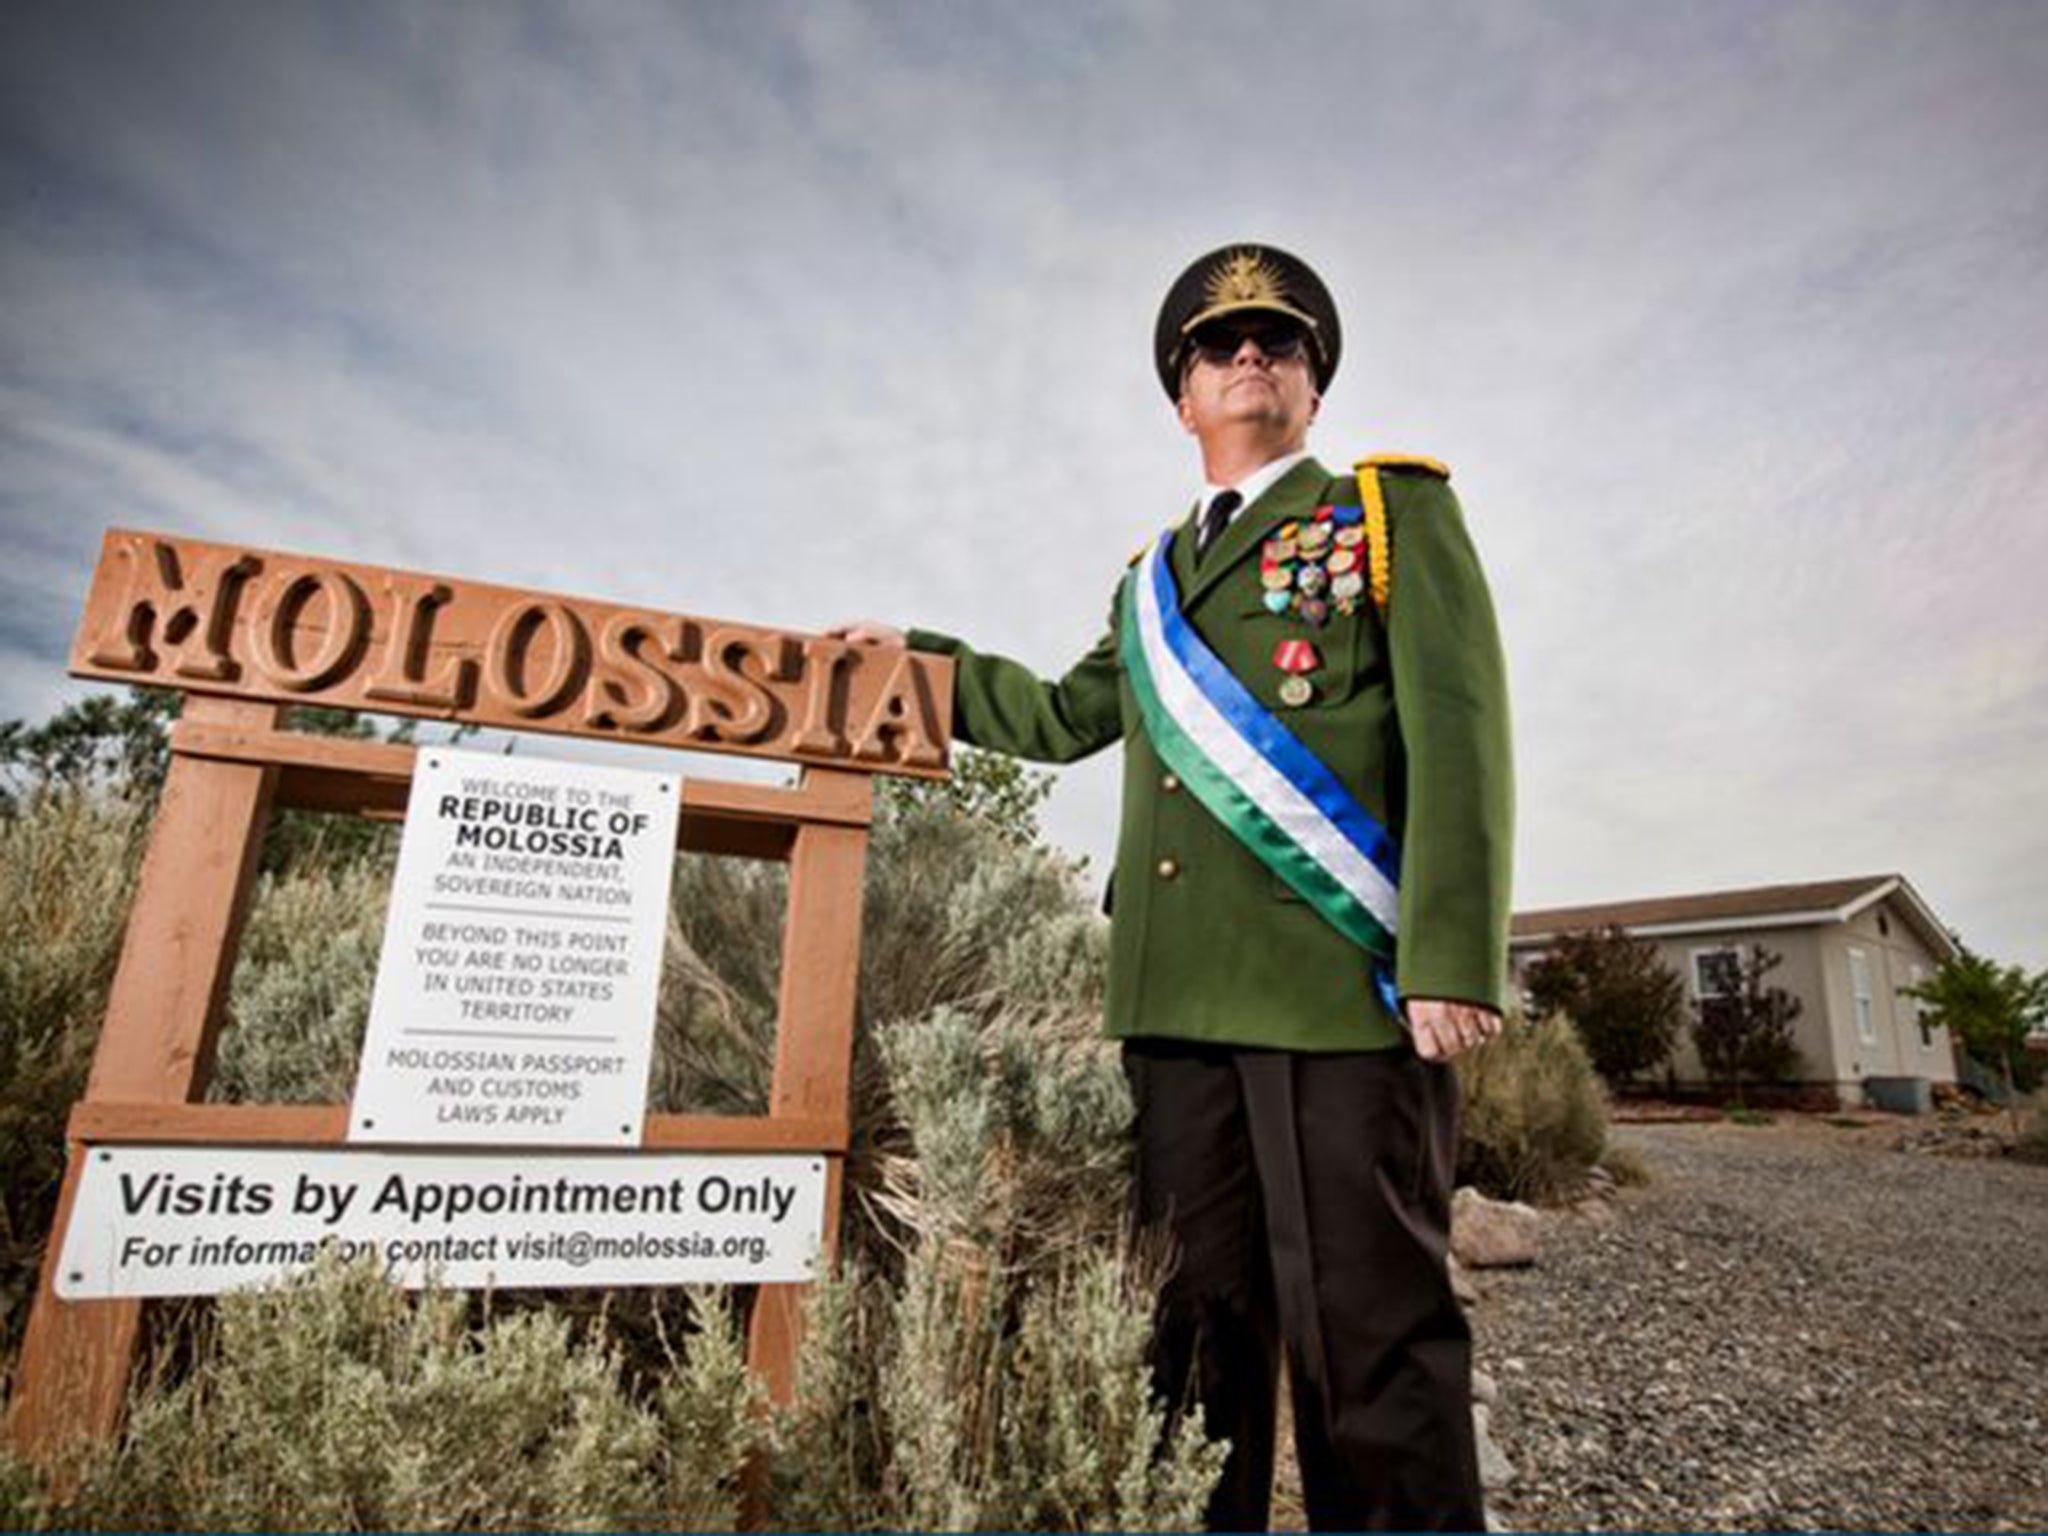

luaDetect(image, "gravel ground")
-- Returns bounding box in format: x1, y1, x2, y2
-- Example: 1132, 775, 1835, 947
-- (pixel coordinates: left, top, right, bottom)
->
1471, 1118, 2048, 1533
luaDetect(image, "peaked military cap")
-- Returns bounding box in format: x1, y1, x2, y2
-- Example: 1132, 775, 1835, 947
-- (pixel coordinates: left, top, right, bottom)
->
1154, 243, 1341, 400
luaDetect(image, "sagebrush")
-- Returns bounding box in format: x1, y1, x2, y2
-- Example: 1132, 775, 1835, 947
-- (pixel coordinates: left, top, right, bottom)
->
1454, 1009, 1610, 1204
17, 1251, 754, 1532
766, 1004, 1223, 1531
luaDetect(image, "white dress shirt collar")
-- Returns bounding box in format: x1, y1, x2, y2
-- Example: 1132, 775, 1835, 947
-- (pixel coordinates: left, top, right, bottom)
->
1199, 448, 1314, 526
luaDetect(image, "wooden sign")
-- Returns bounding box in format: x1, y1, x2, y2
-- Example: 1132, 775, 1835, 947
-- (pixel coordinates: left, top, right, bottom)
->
8, 528, 952, 1473
70, 529, 951, 776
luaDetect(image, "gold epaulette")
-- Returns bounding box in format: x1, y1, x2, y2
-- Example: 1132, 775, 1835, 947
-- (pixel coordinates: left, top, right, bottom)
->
1358, 452, 1451, 480
1346, 455, 1446, 619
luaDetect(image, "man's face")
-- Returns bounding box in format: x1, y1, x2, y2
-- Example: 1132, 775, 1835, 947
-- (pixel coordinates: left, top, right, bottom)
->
1175, 317, 1321, 448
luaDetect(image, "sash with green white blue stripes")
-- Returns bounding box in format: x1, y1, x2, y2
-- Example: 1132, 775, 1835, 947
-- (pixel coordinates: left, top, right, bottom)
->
1121, 529, 1405, 1018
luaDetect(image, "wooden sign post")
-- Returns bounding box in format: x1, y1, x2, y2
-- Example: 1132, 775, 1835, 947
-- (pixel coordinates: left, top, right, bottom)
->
6, 530, 952, 1461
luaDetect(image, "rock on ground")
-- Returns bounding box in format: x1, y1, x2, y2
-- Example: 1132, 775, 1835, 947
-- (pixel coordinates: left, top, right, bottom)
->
1453, 1186, 1542, 1268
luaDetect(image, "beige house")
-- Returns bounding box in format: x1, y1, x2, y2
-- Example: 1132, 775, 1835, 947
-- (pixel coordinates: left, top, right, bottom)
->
1511, 875, 1962, 1109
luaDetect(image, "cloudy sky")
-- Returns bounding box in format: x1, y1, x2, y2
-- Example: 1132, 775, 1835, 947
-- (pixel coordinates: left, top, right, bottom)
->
4, 1, 2044, 967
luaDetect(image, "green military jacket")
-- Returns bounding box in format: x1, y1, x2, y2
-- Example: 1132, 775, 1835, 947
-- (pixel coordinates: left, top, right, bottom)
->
908, 455, 1512, 1053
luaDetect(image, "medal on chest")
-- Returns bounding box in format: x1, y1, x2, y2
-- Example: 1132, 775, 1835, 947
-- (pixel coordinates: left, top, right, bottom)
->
1272, 638, 1320, 708
1259, 503, 1367, 628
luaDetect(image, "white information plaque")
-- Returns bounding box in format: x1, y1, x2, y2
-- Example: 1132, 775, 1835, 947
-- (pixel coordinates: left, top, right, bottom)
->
55, 1145, 826, 1298
349, 747, 680, 1146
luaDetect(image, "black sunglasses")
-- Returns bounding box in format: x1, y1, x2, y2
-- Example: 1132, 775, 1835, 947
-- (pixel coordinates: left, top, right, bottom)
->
1185, 321, 1311, 367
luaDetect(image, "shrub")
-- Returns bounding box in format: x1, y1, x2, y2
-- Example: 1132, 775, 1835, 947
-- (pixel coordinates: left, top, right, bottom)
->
877, 743, 1055, 849
1522, 925, 1685, 1086
767, 1003, 1223, 1532
1908, 950, 2048, 1101
33, 1250, 757, 1532
0, 790, 145, 1356
654, 781, 1104, 1121
992, 1248, 1222, 1532
211, 858, 394, 1105
1454, 1010, 1610, 1205
775, 1240, 1221, 1533
870, 1005, 1131, 1272
1692, 944, 1805, 1100
652, 785, 1108, 1277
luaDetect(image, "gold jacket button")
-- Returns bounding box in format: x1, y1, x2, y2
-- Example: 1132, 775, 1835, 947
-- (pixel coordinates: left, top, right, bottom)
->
1156, 857, 1180, 881
1161, 772, 1181, 793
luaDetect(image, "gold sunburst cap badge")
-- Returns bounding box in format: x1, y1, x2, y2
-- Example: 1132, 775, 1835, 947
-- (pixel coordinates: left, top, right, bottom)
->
1183, 248, 1319, 334
1204, 249, 1289, 310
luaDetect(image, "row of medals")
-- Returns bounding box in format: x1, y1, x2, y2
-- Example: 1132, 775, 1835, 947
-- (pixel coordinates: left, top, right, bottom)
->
1258, 503, 1367, 708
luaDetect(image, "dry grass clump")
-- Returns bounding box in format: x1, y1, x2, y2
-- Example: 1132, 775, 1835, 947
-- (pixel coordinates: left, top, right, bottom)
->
0, 790, 145, 1355
1455, 1009, 1612, 1205
1597, 1138, 1655, 1187
0, 1438, 47, 1530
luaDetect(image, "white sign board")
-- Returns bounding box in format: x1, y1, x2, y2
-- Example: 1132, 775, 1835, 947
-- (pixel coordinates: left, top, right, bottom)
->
55, 1145, 826, 1299
350, 747, 680, 1146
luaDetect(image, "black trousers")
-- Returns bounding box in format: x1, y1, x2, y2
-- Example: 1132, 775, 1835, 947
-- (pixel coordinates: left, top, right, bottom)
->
1123, 1040, 1485, 1533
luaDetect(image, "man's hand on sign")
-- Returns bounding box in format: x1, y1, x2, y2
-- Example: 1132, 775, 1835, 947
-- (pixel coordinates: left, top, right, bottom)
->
1405, 998, 1504, 1062
827, 620, 906, 647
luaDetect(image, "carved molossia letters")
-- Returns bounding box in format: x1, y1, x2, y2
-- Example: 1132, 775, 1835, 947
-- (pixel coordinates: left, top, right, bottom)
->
71, 530, 953, 776
246, 563, 371, 692
364, 576, 469, 710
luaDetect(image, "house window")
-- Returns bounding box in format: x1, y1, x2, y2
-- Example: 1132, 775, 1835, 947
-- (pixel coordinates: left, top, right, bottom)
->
1693, 948, 1741, 1001
1849, 947, 1876, 1045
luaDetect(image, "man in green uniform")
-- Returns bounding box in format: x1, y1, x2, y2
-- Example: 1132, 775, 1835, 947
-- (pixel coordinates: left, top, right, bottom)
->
833, 243, 1512, 1532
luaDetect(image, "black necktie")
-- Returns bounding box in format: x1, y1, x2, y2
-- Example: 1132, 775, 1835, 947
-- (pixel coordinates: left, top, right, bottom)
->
1196, 489, 1242, 566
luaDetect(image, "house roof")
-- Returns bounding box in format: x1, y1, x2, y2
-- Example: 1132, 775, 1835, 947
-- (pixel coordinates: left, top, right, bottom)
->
1512, 874, 1960, 960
